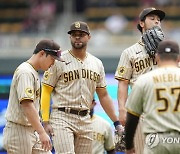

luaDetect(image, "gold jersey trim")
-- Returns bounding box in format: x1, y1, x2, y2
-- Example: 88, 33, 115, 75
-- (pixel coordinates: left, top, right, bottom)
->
20, 98, 34, 103
69, 50, 88, 62
42, 82, 54, 88
127, 109, 140, 117
115, 77, 129, 82
96, 86, 107, 89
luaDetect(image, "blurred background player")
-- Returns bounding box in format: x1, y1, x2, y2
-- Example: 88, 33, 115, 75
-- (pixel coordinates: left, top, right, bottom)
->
3, 39, 63, 154
90, 98, 115, 154
115, 7, 166, 154
40, 21, 122, 154
125, 40, 180, 154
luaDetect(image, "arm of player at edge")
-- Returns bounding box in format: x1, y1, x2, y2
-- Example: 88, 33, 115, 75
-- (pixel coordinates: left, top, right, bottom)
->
96, 88, 119, 123
117, 80, 129, 126
125, 112, 139, 154
40, 83, 54, 136
21, 100, 52, 151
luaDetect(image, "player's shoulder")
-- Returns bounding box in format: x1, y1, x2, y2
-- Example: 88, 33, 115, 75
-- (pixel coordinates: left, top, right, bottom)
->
14, 62, 37, 78
87, 52, 100, 60
123, 40, 143, 53
61, 50, 69, 56
17, 62, 34, 74
87, 52, 103, 64
136, 68, 159, 83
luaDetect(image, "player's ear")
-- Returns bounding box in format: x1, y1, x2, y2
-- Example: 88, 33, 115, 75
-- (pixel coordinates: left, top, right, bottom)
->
139, 21, 144, 31
39, 50, 45, 57
88, 34, 91, 40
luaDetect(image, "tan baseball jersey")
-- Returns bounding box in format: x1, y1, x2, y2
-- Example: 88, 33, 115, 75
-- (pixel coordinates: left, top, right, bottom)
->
115, 40, 157, 86
3, 62, 51, 154
5, 62, 40, 126
126, 67, 180, 133
115, 40, 158, 154
91, 115, 115, 154
42, 50, 106, 110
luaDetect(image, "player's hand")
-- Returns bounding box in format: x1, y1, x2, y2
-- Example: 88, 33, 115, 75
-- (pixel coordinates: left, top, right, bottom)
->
119, 108, 127, 126
43, 121, 54, 137
115, 124, 125, 135
39, 131, 52, 151
126, 148, 135, 154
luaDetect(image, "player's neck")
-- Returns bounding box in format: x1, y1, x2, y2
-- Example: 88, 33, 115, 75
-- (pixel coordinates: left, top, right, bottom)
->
27, 55, 39, 71
70, 49, 87, 61
158, 61, 178, 67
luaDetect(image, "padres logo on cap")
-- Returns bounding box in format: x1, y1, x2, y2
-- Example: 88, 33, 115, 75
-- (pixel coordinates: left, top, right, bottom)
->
25, 88, 34, 97
74, 22, 81, 29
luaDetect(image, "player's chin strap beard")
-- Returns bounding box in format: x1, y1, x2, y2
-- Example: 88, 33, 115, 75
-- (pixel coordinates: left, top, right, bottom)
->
90, 108, 94, 118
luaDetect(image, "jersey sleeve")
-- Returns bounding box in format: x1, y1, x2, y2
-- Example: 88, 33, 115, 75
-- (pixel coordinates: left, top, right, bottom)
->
125, 77, 144, 116
96, 61, 107, 88
115, 50, 133, 81
17, 72, 35, 102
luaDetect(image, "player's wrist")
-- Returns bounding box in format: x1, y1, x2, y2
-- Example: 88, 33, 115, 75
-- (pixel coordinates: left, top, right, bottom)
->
42, 121, 49, 126
114, 121, 125, 133
113, 121, 120, 128
119, 107, 126, 112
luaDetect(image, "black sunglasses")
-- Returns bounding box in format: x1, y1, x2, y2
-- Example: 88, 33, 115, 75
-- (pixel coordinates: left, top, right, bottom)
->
43, 48, 62, 58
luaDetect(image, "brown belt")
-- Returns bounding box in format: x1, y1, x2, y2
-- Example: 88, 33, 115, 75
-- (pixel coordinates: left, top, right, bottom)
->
58, 107, 89, 116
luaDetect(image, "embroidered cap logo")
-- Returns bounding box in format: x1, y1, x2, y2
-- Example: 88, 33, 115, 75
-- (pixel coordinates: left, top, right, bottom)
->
75, 22, 81, 29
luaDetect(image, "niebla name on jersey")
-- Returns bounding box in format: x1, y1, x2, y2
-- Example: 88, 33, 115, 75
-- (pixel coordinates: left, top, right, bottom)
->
153, 73, 180, 83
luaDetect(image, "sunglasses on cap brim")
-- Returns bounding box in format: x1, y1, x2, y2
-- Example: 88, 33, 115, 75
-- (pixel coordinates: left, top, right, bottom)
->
43, 48, 64, 61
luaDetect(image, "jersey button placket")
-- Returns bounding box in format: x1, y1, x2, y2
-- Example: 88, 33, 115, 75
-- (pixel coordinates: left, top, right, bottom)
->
80, 61, 84, 109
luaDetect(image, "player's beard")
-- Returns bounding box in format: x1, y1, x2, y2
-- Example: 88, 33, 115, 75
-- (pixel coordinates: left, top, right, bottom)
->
71, 41, 86, 49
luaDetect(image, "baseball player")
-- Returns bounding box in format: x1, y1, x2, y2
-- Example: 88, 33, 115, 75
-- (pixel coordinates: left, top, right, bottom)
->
90, 98, 115, 154
114, 7, 166, 154
3, 39, 63, 154
40, 21, 122, 154
125, 40, 180, 154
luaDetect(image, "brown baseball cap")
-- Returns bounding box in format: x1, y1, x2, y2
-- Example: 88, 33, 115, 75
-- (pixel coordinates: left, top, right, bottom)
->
137, 7, 165, 32
68, 21, 90, 35
157, 40, 179, 54
34, 39, 63, 61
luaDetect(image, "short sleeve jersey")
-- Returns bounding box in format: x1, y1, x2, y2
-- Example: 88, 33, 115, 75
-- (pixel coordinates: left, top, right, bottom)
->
42, 50, 106, 110
126, 67, 180, 133
115, 40, 157, 86
5, 62, 40, 126
91, 115, 115, 154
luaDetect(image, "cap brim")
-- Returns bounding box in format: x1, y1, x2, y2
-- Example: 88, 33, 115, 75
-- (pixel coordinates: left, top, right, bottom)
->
147, 10, 165, 21
53, 56, 65, 62
137, 9, 165, 32
67, 29, 90, 35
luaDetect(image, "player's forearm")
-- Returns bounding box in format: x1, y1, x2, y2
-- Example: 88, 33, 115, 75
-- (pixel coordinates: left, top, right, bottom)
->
117, 81, 128, 111
96, 88, 118, 122
100, 96, 118, 122
21, 102, 46, 135
41, 83, 53, 121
